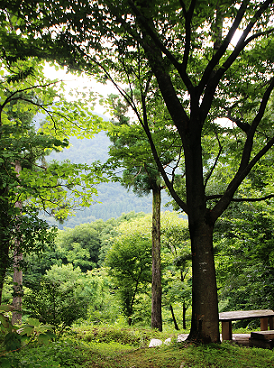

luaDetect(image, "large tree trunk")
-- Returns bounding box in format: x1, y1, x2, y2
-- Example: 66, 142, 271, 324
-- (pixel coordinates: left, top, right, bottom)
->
184, 122, 220, 343
151, 186, 162, 331
188, 220, 219, 342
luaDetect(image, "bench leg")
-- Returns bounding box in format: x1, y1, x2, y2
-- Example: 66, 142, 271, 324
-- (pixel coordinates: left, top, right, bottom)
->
222, 321, 232, 340
269, 317, 274, 330
260, 317, 268, 331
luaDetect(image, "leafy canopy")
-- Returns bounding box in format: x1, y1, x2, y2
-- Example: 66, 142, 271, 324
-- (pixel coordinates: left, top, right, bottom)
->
6, 0, 274, 214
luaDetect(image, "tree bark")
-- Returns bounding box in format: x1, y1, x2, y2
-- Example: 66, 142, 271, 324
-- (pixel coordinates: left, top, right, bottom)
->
184, 118, 220, 343
151, 186, 162, 331
188, 220, 220, 342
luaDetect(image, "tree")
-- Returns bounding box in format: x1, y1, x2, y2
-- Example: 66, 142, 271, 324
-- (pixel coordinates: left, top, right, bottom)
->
24, 264, 90, 334
53, 223, 102, 272
7, 0, 274, 343
0, 58, 58, 303
105, 211, 191, 327
105, 218, 152, 325
161, 212, 191, 330
20, 211, 145, 294
105, 94, 175, 331
0, 55, 106, 303
84, 268, 121, 324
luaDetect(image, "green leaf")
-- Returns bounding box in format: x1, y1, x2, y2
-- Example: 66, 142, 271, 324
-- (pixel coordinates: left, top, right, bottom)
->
26, 317, 41, 327
0, 305, 14, 312
37, 332, 55, 345
4, 332, 22, 352
0, 314, 12, 331
17, 325, 35, 336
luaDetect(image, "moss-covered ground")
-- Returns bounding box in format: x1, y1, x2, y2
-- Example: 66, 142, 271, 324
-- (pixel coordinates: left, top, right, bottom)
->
2, 325, 274, 368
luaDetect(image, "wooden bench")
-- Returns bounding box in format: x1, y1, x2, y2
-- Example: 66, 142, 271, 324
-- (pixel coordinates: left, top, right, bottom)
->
249, 330, 274, 349
219, 309, 274, 340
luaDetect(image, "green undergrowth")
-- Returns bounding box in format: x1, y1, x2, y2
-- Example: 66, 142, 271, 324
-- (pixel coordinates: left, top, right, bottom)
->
72, 324, 173, 346
1, 325, 274, 368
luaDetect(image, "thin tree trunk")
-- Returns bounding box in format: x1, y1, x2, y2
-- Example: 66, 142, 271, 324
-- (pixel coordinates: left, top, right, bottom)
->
170, 304, 179, 330
151, 186, 162, 331
183, 301, 187, 330
12, 162, 23, 325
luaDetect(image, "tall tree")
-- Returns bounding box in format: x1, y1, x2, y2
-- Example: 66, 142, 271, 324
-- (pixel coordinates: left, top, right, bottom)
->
7, 0, 274, 343
0, 56, 105, 302
105, 94, 177, 331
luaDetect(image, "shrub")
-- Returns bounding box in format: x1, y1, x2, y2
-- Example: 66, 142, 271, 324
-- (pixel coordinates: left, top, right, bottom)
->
23, 277, 88, 334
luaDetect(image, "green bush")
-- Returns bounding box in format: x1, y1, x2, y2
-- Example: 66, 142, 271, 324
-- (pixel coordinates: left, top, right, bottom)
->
74, 325, 166, 347
23, 277, 89, 334
1, 340, 89, 368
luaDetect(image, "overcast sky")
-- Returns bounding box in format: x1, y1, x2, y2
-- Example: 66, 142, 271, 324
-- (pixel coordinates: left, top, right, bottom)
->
43, 62, 116, 117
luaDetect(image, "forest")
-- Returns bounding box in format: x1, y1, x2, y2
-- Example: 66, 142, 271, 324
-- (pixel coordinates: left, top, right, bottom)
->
1, 1, 274, 367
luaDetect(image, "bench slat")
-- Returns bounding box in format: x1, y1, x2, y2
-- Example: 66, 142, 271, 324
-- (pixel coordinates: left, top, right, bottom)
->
219, 309, 274, 321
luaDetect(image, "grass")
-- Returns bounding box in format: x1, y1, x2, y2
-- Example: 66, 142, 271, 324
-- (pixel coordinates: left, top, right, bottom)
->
1, 324, 274, 368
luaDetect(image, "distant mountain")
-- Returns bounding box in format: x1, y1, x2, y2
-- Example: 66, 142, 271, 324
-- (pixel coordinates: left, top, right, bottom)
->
49, 131, 110, 164
45, 131, 173, 229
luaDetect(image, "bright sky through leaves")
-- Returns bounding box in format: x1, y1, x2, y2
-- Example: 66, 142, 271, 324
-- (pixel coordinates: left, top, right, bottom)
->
43, 62, 116, 117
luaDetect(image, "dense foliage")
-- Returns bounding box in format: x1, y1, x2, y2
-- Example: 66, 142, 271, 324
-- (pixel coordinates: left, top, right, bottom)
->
2, 211, 190, 329
0, 59, 109, 314
216, 201, 274, 319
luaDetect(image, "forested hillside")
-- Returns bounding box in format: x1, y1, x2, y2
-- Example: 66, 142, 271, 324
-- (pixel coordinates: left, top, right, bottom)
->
45, 131, 173, 228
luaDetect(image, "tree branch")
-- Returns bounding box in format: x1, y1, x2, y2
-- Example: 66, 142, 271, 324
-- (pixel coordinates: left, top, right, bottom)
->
180, 0, 196, 73
139, 92, 188, 213
127, 0, 194, 92
244, 27, 274, 47
84, 56, 143, 123
198, 0, 248, 94
211, 133, 274, 221
207, 193, 274, 203
227, 109, 250, 134
238, 76, 274, 171
199, 0, 273, 123
1, 80, 62, 110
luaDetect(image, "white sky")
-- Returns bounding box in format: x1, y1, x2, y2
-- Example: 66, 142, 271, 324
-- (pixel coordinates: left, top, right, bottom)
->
43, 62, 116, 117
